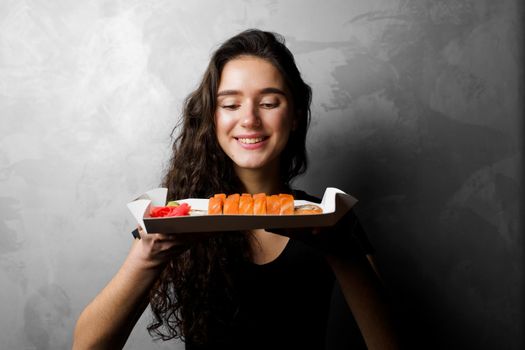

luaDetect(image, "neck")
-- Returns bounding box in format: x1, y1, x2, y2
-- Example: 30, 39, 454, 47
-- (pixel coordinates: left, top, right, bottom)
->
234, 160, 286, 194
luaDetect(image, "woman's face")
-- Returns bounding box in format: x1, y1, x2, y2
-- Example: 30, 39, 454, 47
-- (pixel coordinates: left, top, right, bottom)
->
215, 55, 294, 174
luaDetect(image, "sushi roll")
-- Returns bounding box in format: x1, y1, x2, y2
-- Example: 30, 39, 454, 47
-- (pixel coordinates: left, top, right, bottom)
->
206, 192, 322, 215
278, 194, 294, 215
253, 193, 266, 215
223, 194, 240, 214
266, 194, 280, 215
208, 196, 223, 215
239, 193, 254, 215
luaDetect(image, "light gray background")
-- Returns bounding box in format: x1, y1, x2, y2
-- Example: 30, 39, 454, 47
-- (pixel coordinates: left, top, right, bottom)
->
0, 1, 522, 349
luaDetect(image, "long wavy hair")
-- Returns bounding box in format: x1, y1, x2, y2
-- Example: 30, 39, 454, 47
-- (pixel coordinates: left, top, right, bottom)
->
148, 29, 312, 345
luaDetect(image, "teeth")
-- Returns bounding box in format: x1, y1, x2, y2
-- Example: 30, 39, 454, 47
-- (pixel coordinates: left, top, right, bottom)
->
238, 137, 264, 144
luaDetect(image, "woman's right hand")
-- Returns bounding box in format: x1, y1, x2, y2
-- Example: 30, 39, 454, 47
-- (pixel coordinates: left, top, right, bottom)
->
129, 226, 188, 270
129, 226, 214, 270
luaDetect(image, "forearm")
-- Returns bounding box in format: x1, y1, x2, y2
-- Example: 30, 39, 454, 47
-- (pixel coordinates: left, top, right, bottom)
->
326, 254, 399, 350
73, 240, 165, 350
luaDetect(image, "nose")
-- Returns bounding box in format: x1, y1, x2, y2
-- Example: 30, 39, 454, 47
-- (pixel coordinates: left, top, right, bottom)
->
240, 103, 261, 128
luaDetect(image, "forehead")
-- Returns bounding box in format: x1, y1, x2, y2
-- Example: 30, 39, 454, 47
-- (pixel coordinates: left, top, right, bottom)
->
217, 56, 286, 92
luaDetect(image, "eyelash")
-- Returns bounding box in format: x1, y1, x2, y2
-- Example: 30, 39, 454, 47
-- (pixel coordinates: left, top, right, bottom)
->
221, 103, 279, 110
260, 103, 278, 109
222, 104, 239, 110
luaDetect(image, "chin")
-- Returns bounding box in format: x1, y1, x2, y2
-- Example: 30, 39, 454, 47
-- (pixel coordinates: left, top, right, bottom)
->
235, 162, 266, 170
231, 152, 282, 172
233, 157, 273, 171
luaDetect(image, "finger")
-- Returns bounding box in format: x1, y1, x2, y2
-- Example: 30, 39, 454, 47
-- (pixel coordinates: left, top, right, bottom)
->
157, 242, 190, 257
137, 225, 149, 239
149, 233, 178, 243
133, 225, 149, 240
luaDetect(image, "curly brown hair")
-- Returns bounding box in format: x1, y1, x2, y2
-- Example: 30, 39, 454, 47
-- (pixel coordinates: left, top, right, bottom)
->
147, 29, 312, 345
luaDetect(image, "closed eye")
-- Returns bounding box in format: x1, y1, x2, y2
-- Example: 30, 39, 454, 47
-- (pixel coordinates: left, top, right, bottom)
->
260, 103, 279, 109
221, 104, 240, 110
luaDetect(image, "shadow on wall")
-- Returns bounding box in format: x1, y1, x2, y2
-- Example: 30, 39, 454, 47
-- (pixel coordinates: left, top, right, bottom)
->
309, 45, 520, 349
337, 106, 518, 349
301, 2, 522, 346
309, 96, 520, 349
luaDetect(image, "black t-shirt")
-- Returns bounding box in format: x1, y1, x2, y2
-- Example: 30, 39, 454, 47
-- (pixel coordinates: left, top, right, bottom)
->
185, 190, 373, 350
185, 239, 334, 350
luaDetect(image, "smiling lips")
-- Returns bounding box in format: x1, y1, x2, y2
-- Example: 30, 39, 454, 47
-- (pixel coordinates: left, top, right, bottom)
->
238, 137, 266, 144
235, 136, 269, 149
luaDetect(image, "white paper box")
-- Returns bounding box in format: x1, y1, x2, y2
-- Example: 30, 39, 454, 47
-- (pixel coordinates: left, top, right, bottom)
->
127, 187, 358, 234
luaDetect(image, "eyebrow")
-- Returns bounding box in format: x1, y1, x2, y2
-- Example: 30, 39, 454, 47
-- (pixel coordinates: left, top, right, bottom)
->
216, 87, 287, 97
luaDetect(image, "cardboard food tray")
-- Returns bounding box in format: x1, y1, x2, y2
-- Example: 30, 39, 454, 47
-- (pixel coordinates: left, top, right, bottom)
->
127, 187, 357, 234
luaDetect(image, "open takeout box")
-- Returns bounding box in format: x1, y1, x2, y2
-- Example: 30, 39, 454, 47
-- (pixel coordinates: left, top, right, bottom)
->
127, 187, 357, 234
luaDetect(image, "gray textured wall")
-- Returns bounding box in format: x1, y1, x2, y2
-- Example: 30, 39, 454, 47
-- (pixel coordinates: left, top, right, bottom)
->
0, 1, 522, 349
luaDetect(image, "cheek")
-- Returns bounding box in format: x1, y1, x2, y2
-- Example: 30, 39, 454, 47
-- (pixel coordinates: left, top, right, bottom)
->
275, 110, 294, 138
214, 112, 238, 155
215, 112, 234, 137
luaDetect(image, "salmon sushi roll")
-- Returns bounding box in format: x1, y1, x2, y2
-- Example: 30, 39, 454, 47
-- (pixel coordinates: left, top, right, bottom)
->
239, 194, 254, 215
223, 194, 240, 214
208, 196, 223, 215
278, 194, 294, 215
266, 194, 280, 215
214, 193, 226, 203
253, 193, 266, 215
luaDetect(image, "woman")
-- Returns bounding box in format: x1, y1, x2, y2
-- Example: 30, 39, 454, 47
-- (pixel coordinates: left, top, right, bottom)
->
73, 29, 399, 350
